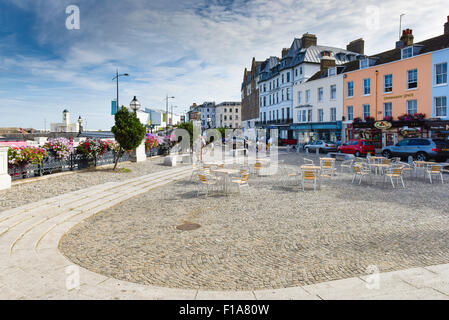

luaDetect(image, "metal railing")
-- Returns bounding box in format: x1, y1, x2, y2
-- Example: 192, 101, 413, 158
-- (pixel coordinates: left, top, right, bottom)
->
8, 147, 162, 181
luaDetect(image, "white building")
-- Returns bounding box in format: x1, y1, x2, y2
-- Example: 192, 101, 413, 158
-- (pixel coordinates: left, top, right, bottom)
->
50, 109, 80, 133
215, 102, 241, 128
257, 34, 364, 140
292, 57, 345, 144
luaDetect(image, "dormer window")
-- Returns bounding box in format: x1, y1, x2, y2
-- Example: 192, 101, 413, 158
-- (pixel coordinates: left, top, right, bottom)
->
328, 67, 336, 77
402, 46, 413, 59
360, 59, 370, 69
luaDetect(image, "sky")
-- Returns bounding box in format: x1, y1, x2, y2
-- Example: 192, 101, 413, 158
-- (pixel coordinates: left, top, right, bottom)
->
0, 0, 448, 130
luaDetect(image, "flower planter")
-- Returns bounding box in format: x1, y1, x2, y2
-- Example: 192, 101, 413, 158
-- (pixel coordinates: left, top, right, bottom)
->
78, 158, 95, 169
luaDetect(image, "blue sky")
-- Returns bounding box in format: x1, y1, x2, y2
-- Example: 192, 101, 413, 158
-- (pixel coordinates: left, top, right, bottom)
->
0, 0, 448, 130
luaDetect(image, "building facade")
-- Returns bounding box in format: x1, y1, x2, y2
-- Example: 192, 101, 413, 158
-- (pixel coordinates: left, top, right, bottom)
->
216, 102, 242, 128
343, 21, 449, 148
292, 58, 345, 144
241, 58, 262, 129
257, 33, 363, 141
50, 110, 80, 133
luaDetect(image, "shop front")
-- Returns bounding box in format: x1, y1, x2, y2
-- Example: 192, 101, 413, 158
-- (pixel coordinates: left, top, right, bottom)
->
291, 122, 342, 145
425, 120, 449, 141
350, 120, 430, 148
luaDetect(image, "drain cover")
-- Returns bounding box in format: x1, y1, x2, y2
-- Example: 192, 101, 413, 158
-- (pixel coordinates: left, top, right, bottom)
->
176, 222, 201, 231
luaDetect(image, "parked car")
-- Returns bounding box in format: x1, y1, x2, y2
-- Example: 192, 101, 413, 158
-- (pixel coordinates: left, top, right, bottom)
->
337, 139, 375, 157
381, 138, 449, 162
304, 140, 337, 153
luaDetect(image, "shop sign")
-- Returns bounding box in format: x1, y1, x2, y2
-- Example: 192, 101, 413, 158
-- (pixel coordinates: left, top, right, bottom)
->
374, 121, 392, 130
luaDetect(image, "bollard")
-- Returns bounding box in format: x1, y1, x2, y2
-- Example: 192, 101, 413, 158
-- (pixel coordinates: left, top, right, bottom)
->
0, 146, 12, 191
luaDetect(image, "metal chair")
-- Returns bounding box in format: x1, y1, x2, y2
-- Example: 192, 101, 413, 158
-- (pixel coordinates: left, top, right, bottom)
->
352, 165, 372, 185
197, 174, 218, 197
231, 173, 250, 193
340, 159, 354, 173
301, 169, 320, 192
384, 167, 405, 188
426, 165, 444, 184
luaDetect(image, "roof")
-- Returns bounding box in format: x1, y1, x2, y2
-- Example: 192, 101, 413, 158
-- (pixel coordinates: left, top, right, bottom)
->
307, 66, 346, 82
258, 41, 362, 83
343, 33, 449, 73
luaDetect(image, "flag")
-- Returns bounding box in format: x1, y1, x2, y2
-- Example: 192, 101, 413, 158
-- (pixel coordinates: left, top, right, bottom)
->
111, 100, 117, 115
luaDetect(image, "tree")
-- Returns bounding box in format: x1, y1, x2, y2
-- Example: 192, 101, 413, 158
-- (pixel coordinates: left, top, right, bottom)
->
111, 106, 146, 170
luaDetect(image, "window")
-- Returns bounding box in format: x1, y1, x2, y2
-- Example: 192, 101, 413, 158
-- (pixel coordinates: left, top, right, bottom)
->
407, 69, 418, 89
302, 110, 306, 122
360, 59, 369, 69
277, 78, 279, 88
286, 88, 290, 100
287, 72, 290, 82
287, 107, 290, 119
346, 106, 353, 121
330, 85, 337, 100
435, 96, 447, 117
282, 74, 284, 84
347, 81, 354, 97
402, 46, 413, 59
435, 63, 447, 85
299, 66, 303, 75
224, 108, 227, 112
363, 104, 370, 120
235, 108, 238, 113
263, 84, 266, 92
306, 90, 310, 103
295, 69, 298, 77
282, 89, 284, 101
263, 96, 266, 107
384, 74, 393, 93
276, 92, 279, 103
318, 87, 323, 102
307, 109, 312, 122
224, 115, 227, 121
298, 91, 302, 104
318, 109, 324, 122
269, 82, 272, 91
406, 100, 418, 114
328, 67, 336, 76
230, 115, 233, 120
383, 102, 392, 117
276, 110, 279, 120
330, 108, 336, 121
363, 78, 371, 95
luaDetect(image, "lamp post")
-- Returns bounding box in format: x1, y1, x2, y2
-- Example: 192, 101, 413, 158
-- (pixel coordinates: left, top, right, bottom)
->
165, 95, 175, 132
130, 96, 141, 114
78, 116, 83, 136
112, 69, 129, 110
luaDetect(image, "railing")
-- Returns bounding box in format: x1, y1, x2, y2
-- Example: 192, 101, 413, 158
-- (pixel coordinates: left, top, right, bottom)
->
8, 147, 162, 181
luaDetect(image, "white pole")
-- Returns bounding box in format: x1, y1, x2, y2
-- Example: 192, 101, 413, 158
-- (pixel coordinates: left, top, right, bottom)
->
0, 146, 12, 191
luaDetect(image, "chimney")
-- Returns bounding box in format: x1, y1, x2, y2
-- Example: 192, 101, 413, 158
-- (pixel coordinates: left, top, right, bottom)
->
282, 48, 289, 58
400, 28, 414, 47
445, 16, 449, 35
320, 56, 336, 72
301, 33, 317, 48
346, 38, 364, 55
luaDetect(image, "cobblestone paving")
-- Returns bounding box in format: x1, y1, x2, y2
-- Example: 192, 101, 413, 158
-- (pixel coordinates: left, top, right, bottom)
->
59, 153, 449, 290
0, 157, 173, 212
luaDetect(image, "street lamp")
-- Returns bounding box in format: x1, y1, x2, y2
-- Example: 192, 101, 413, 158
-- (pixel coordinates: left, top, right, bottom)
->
112, 69, 129, 110
130, 96, 141, 114
78, 116, 83, 136
165, 95, 175, 132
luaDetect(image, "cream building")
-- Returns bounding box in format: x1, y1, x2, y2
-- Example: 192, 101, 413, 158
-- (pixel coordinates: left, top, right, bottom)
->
215, 102, 242, 128
50, 109, 80, 133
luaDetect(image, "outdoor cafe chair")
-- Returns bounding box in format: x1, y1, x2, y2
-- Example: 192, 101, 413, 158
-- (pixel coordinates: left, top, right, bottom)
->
301, 169, 320, 192
352, 164, 372, 185
302, 158, 315, 166
231, 173, 250, 193
340, 159, 354, 173
384, 167, 405, 188
197, 174, 218, 197
426, 165, 444, 184
320, 159, 336, 177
